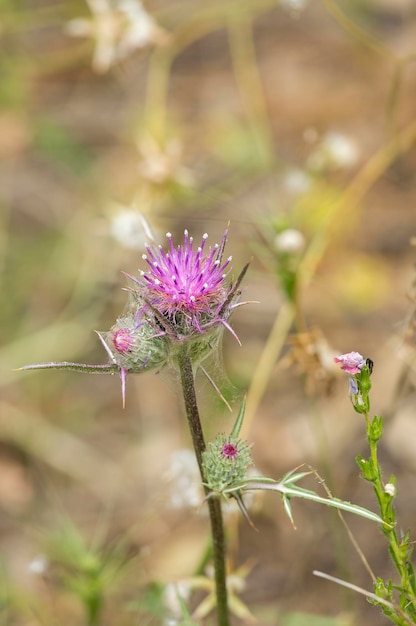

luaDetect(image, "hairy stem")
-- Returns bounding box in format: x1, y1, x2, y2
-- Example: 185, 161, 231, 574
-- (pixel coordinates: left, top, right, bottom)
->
364, 413, 416, 623
177, 344, 229, 626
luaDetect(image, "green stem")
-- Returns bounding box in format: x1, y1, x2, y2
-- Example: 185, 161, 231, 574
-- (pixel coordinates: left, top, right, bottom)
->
365, 413, 416, 621
177, 344, 230, 626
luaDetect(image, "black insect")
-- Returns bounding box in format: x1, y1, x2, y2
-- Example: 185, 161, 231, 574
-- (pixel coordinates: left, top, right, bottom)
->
365, 358, 374, 375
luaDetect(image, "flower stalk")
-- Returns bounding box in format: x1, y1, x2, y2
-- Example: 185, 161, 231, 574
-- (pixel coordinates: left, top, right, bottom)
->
177, 343, 230, 626
335, 352, 416, 624
359, 412, 416, 623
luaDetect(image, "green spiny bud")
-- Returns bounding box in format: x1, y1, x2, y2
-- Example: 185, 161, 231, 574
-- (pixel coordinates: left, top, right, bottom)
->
202, 434, 252, 497
101, 313, 170, 373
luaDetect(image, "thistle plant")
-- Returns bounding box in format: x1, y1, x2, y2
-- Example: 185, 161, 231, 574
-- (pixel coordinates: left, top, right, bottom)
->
21, 226, 248, 626
21, 229, 387, 625
334, 351, 416, 626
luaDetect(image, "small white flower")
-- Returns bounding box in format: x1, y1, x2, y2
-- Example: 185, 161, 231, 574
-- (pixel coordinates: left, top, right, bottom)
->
66, 0, 167, 73
384, 483, 396, 497
323, 131, 359, 167
163, 581, 191, 619
164, 449, 203, 509
274, 229, 306, 255
283, 168, 311, 195
110, 207, 154, 249
307, 131, 359, 171
137, 137, 193, 187
116, 0, 160, 59
28, 556, 48, 575
280, 0, 308, 14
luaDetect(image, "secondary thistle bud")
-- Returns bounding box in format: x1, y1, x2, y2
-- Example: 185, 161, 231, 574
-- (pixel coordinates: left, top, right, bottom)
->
99, 314, 169, 374
202, 434, 252, 497
112, 328, 135, 354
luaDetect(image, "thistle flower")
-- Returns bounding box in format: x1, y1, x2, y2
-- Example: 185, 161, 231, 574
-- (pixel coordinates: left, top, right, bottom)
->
19, 227, 248, 406
129, 227, 248, 344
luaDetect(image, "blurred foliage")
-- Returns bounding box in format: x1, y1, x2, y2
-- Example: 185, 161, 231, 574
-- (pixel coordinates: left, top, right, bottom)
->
33, 118, 94, 175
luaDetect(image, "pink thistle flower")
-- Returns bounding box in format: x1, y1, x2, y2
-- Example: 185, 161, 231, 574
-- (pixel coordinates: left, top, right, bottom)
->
128, 227, 248, 342
19, 227, 249, 407
221, 442, 239, 459
334, 351, 366, 375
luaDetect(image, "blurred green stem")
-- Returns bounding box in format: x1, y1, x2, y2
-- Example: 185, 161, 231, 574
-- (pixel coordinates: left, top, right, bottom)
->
385, 55, 416, 138
144, 0, 279, 145
177, 344, 229, 626
228, 15, 275, 167
319, 0, 394, 59
241, 300, 295, 438
145, 48, 173, 142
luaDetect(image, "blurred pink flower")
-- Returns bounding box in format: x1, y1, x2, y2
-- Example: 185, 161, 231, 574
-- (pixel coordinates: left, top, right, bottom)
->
334, 351, 365, 375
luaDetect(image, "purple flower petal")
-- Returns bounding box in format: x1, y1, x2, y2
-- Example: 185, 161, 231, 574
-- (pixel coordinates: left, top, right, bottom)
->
131, 228, 240, 340
334, 351, 366, 375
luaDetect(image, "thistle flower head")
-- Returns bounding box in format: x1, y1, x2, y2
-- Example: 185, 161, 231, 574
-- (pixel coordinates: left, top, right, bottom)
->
129, 228, 245, 343
19, 226, 249, 407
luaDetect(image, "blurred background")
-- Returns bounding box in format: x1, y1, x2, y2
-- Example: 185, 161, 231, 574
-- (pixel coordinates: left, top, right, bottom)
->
1, 0, 416, 624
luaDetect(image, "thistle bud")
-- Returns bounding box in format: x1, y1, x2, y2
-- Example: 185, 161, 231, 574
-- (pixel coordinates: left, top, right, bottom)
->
202, 434, 252, 497
100, 314, 169, 374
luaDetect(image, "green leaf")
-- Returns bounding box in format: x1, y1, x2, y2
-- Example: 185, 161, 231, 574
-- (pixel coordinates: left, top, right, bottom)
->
18, 361, 119, 375
230, 396, 246, 438
242, 476, 388, 527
